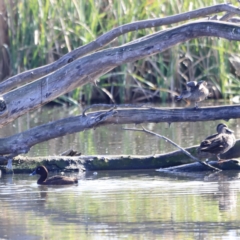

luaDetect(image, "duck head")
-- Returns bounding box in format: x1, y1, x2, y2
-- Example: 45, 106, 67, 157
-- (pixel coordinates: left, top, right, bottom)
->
197, 80, 207, 88
216, 123, 234, 134
30, 165, 48, 183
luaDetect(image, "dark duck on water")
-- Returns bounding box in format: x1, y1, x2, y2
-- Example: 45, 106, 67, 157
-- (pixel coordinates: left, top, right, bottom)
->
198, 123, 236, 161
175, 80, 209, 109
30, 165, 78, 185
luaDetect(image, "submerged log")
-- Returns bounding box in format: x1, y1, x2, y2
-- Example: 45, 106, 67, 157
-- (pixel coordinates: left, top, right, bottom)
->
0, 140, 240, 173
158, 159, 240, 172
0, 152, 193, 173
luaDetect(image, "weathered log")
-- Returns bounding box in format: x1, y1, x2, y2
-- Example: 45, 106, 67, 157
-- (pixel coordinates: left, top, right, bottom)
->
158, 159, 240, 172
0, 108, 117, 155
0, 153, 192, 173
2, 21, 240, 127
0, 105, 239, 156
2, 3, 240, 94
1, 140, 239, 173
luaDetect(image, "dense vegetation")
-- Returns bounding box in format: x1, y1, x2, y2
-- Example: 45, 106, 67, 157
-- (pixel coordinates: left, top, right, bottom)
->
5, 0, 240, 104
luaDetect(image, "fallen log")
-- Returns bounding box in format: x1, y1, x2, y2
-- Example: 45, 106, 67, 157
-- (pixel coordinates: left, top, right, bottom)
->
0, 140, 239, 173
158, 159, 240, 172
0, 152, 193, 173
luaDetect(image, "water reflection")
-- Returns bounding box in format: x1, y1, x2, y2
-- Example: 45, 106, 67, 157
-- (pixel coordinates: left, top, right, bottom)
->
1, 170, 240, 239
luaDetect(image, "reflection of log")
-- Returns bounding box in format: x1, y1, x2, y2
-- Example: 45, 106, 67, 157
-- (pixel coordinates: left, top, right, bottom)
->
1, 140, 240, 173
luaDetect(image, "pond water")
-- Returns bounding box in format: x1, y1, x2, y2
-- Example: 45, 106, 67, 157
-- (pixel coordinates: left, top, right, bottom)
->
1, 103, 240, 239
1, 170, 240, 239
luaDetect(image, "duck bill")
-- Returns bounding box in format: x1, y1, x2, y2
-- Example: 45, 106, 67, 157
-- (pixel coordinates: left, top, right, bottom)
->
226, 128, 234, 133
30, 170, 36, 176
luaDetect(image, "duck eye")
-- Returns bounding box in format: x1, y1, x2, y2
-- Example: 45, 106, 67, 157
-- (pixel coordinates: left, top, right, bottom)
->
37, 168, 40, 170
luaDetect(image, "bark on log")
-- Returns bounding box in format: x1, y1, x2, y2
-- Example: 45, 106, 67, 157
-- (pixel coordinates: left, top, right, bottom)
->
1, 3, 240, 94
0, 108, 117, 155
0, 105, 239, 156
0, 154, 194, 173
1, 21, 240, 127
158, 160, 240, 172
1, 140, 239, 173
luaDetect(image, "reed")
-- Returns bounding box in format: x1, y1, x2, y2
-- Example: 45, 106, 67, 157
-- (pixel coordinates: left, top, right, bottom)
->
5, 0, 240, 103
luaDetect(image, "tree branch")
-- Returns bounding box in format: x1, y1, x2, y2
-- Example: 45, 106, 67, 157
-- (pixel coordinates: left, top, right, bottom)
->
1, 21, 240, 126
1, 3, 240, 94
95, 104, 240, 124
0, 108, 117, 155
123, 125, 221, 171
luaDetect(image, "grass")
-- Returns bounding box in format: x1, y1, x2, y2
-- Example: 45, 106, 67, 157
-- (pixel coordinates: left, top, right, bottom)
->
5, 0, 240, 104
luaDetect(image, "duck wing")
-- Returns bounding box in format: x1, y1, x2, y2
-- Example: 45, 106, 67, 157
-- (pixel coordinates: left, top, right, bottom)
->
45, 176, 78, 185
187, 81, 197, 88
199, 134, 225, 153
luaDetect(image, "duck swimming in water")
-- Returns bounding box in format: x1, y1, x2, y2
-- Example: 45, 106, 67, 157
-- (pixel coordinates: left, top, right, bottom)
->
30, 165, 78, 185
198, 123, 236, 161
175, 81, 209, 108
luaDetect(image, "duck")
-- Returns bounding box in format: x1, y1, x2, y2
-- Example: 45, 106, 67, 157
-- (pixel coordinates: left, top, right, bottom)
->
198, 123, 236, 161
175, 80, 209, 108
30, 165, 78, 185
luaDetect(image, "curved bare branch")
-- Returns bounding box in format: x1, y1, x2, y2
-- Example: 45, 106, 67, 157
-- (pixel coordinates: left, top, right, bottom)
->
1, 3, 240, 94
0, 21, 240, 126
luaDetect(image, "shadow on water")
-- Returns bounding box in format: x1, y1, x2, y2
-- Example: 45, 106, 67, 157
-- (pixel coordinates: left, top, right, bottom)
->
1, 169, 240, 239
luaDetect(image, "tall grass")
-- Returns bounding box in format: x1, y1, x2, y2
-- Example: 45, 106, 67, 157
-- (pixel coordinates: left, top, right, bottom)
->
5, 0, 240, 103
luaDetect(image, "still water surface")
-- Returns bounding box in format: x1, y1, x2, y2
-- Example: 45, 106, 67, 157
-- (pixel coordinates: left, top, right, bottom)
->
1, 104, 240, 239
1, 170, 240, 239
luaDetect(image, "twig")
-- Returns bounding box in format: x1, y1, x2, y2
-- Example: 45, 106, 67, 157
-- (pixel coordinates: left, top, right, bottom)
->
123, 125, 221, 171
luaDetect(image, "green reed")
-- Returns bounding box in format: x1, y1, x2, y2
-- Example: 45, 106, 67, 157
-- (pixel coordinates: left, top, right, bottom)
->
5, 0, 240, 103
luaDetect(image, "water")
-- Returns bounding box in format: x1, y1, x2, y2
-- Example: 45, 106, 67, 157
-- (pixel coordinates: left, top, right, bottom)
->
1, 104, 240, 239
1, 170, 240, 239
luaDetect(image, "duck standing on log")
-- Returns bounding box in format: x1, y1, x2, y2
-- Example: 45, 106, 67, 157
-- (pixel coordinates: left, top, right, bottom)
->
175, 80, 209, 109
198, 123, 236, 161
